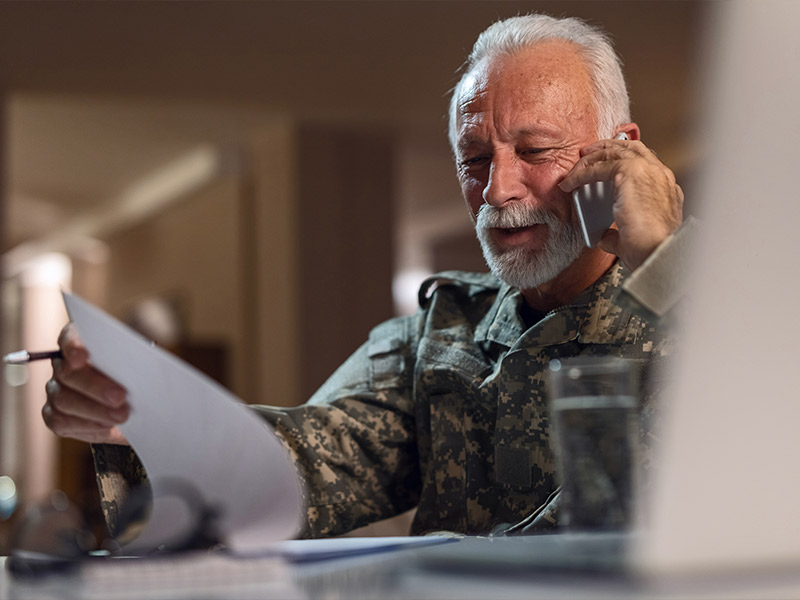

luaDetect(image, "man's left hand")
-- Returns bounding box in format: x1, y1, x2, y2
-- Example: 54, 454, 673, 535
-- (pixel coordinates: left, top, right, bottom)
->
559, 138, 684, 271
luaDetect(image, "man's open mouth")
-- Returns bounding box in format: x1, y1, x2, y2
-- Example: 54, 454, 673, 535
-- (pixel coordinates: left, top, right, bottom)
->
501, 226, 533, 234
490, 223, 547, 247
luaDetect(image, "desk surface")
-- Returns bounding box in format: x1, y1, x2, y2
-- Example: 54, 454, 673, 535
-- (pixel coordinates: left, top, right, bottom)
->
4, 538, 800, 600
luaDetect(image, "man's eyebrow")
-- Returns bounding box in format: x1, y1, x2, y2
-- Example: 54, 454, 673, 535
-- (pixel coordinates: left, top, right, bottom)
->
456, 137, 488, 155
515, 126, 563, 140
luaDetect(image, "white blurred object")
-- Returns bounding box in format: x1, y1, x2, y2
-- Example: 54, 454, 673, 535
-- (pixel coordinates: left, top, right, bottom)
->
393, 268, 433, 316
638, 0, 800, 574
125, 297, 182, 347
18, 252, 71, 289
0, 476, 17, 519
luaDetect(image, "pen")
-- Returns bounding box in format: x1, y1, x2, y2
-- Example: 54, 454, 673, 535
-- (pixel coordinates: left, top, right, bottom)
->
3, 350, 64, 365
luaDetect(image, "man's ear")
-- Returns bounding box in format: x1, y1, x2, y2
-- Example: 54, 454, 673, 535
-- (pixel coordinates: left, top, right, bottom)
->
617, 123, 641, 141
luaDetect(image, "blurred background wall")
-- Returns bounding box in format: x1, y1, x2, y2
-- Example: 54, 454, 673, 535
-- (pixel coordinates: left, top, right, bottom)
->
0, 1, 707, 539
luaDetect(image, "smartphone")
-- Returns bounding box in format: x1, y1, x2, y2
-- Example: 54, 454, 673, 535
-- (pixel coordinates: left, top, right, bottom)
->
572, 132, 628, 247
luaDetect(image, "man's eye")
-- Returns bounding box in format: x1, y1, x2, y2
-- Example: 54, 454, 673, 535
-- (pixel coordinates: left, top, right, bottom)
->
460, 155, 490, 168
520, 148, 548, 157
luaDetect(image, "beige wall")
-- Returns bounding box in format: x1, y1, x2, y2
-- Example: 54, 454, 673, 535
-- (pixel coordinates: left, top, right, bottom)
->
246, 120, 300, 406
104, 176, 246, 394
294, 125, 395, 401
97, 120, 396, 408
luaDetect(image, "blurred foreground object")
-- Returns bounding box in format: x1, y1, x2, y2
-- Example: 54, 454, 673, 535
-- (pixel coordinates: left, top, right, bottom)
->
638, 0, 800, 574
0, 476, 17, 519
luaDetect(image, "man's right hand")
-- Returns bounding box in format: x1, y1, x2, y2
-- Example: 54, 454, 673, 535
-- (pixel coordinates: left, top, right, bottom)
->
43, 323, 131, 446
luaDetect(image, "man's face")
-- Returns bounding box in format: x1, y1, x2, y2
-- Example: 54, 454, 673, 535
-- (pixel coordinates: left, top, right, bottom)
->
454, 41, 600, 289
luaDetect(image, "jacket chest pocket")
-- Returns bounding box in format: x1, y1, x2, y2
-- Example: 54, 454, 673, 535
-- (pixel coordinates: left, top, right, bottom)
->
414, 339, 493, 532
489, 347, 560, 523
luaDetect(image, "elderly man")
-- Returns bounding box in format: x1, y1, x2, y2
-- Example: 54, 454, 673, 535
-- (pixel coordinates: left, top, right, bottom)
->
44, 13, 688, 538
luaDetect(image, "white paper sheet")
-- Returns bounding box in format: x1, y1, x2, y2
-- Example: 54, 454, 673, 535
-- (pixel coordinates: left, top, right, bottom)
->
63, 292, 304, 553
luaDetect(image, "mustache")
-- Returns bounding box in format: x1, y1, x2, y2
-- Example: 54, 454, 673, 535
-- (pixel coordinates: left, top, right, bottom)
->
476, 203, 559, 230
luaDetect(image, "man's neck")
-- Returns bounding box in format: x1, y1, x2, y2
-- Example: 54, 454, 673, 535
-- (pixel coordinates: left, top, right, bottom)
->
520, 249, 616, 314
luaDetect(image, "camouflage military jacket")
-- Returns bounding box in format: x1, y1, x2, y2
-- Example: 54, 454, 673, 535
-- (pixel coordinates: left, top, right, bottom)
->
94, 246, 685, 539
250, 260, 672, 538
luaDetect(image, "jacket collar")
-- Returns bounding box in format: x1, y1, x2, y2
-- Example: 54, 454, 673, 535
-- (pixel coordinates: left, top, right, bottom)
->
476, 262, 637, 350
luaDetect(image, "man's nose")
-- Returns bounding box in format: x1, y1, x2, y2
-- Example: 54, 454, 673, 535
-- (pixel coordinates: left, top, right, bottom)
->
482, 154, 527, 207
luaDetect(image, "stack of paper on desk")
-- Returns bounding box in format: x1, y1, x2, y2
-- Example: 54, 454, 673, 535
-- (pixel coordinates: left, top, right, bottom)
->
63, 292, 304, 554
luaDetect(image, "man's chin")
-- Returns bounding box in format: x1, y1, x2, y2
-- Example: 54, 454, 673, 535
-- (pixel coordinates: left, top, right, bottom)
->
484, 250, 550, 289
482, 244, 582, 290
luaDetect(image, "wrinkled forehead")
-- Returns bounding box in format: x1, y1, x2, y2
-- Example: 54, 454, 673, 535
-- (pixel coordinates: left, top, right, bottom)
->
454, 41, 596, 135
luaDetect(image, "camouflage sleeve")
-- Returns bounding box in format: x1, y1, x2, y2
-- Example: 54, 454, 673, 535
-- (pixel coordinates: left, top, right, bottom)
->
251, 315, 420, 539
616, 216, 698, 325
90, 443, 150, 539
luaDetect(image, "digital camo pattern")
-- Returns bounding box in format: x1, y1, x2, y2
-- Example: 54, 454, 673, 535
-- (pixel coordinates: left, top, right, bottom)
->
258, 261, 671, 537
91, 443, 150, 541
91, 261, 672, 540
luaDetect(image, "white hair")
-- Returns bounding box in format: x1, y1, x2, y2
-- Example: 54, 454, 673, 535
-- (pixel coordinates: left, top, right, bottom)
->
448, 13, 631, 151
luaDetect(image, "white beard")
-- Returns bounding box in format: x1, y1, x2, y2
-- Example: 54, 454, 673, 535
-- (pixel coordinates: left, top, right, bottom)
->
475, 202, 585, 289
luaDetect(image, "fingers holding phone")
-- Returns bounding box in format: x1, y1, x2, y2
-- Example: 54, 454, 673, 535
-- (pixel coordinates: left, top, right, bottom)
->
560, 131, 684, 270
